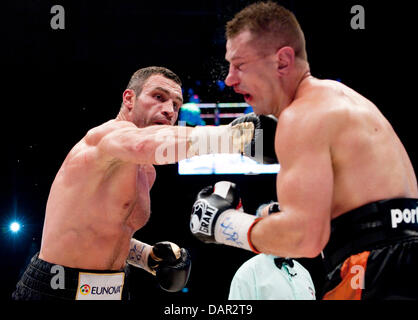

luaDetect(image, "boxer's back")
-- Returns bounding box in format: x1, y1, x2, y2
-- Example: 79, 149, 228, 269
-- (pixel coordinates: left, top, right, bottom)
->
277, 78, 418, 219
39, 120, 156, 270
327, 80, 417, 217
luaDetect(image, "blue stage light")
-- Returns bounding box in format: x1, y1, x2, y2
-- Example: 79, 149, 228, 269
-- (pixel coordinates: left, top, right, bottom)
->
10, 222, 21, 233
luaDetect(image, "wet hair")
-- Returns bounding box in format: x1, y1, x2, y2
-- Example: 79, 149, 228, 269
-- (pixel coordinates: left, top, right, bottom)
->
226, 1, 307, 60
125, 66, 182, 96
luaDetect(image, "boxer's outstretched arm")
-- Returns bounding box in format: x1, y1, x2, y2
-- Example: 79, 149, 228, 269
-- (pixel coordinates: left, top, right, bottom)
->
96, 120, 254, 165
96, 122, 192, 165
250, 110, 333, 258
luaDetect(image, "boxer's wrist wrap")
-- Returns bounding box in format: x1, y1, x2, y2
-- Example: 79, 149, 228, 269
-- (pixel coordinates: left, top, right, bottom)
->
248, 217, 263, 254
127, 239, 155, 274
186, 122, 254, 157
214, 209, 262, 253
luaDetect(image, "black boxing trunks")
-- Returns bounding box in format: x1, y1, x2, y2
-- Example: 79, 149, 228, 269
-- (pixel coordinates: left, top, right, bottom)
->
320, 198, 418, 300
12, 252, 131, 300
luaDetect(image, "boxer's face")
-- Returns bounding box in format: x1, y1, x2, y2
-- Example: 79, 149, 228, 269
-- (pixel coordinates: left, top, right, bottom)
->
124, 74, 183, 128
225, 30, 279, 115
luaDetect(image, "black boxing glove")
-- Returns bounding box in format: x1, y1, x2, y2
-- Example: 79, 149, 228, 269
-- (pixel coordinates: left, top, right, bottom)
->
229, 113, 278, 164
148, 242, 191, 292
189, 181, 262, 252
255, 201, 281, 217
127, 239, 191, 292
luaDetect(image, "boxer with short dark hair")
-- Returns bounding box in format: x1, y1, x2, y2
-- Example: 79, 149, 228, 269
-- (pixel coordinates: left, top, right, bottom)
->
12, 63, 269, 300
189, 2, 418, 300
12, 66, 194, 300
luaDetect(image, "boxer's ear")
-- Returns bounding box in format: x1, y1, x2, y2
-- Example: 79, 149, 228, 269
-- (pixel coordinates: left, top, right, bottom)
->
122, 89, 136, 111
275, 46, 295, 76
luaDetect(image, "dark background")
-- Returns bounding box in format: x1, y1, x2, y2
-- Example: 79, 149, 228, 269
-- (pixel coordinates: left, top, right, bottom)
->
0, 0, 416, 304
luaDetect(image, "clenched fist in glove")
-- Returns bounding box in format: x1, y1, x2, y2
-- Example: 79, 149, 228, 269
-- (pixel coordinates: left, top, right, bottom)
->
229, 113, 278, 164
189, 181, 263, 252
127, 239, 191, 292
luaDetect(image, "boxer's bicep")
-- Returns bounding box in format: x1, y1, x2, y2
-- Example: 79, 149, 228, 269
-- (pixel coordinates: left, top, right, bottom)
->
97, 127, 156, 164
275, 117, 333, 255
96, 126, 179, 164
97, 125, 192, 165
277, 147, 333, 252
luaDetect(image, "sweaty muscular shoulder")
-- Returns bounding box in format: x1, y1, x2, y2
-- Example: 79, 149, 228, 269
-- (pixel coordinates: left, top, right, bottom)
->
326, 81, 418, 216
277, 78, 417, 219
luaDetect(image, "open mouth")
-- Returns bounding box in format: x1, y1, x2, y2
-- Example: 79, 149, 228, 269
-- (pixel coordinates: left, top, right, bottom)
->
243, 93, 252, 102
153, 120, 170, 125
234, 87, 253, 103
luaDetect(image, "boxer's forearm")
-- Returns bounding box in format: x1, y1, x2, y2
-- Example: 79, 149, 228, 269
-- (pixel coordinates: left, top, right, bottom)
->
249, 211, 327, 258
185, 123, 253, 159
100, 123, 254, 165
145, 125, 191, 165
100, 125, 192, 165
144, 123, 253, 165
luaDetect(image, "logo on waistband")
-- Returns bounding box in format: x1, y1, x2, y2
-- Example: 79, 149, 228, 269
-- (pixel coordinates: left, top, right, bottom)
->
76, 272, 124, 300
390, 207, 418, 228
79, 284, 91, 295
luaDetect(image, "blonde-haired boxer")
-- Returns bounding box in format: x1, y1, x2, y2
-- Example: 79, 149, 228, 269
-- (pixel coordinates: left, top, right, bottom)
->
189, 2, 418, 300
11, 66, 260, 300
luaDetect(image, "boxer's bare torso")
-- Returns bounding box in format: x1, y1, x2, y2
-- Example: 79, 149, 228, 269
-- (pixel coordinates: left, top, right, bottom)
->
39, 73, 186, 270
276, 77, 418, 220
251, 76, 418, 257
39, 120, 156, 270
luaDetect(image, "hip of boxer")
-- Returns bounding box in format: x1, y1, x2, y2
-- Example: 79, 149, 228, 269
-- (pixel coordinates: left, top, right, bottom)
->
12, 252, 130, 301
321, 198, 418, 300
